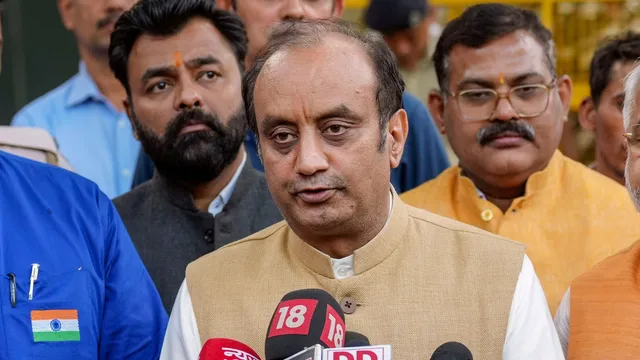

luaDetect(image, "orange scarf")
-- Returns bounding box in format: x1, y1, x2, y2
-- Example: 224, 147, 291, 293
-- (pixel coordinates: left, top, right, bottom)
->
569, 240, 640, 359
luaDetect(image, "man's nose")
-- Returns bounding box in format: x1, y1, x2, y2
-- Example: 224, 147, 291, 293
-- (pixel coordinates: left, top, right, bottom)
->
280, 0, 305, 20
295, 131, 329, 176
174, 80, 204, 111
492, 96, 519, 122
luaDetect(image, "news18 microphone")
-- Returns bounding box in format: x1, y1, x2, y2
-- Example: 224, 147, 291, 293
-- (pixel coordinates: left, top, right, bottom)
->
430, 342, 473, 360
199, 338, 262, 360
265, 289, 346, 360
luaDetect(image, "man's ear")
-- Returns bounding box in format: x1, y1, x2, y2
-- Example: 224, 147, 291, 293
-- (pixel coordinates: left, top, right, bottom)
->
123, 97, 139, 140
557, 74, 573, 119
216, 0, 234, 11
57, 0, 76, 31
428, 90, 446, 135
578, 97, 597, 132
387, 109, 409, 169
332, 0, 345, 18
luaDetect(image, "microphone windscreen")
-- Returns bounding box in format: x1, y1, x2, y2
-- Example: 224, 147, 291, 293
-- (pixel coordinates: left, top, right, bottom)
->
430, 342, 473, 360
199, 338, 262, 360
344, 331, 371, 347
265, 289, 346, 360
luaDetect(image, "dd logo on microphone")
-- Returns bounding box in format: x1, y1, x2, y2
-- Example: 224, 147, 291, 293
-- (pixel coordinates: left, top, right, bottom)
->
320, 305, 345, 347
268, 299, 318, 337
324, 347, 389, 360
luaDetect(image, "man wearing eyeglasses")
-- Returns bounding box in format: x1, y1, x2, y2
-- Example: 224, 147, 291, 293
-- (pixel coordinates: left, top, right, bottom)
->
553, 63, 640, 360
402, 3, 640, 315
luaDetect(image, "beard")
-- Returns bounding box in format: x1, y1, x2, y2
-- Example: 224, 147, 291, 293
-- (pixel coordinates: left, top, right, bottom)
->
132, 107, 247, 186
625, 159, 640, 212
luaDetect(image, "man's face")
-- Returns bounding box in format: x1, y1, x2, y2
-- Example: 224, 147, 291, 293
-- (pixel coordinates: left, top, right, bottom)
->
252, 35, 406, 236
125, 18, 246, 185
58, 0, 137, 53
430, 31, 572, 188
583, 61, 635, 183
383, 18, 429, 71
625, 83, 640, 211
227, 0, 343, 66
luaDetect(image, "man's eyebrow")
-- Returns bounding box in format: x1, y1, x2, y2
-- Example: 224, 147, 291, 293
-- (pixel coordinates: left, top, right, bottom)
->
313, 104, 362, 122
185, 56, 221, 68
140, 56, 221, 83
457, 72, 546, 90
260, 115, 297, 134
141, 66, 177, 83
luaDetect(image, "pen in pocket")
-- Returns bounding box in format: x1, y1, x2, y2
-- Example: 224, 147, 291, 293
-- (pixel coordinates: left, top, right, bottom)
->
8, 273, 16, 308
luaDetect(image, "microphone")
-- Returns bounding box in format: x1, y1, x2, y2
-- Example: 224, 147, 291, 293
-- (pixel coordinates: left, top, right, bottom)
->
199, 338, 262, 360
344, 332, 370, 347
324, 331, 391, 360
430, 342, 473, 360
265, 289, 346, 360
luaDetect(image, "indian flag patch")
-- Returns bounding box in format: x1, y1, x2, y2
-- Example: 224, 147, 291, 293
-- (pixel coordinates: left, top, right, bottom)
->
31, 310, 80, 342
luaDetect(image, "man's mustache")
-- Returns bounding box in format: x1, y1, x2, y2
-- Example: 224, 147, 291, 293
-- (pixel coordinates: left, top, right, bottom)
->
476, 121, 536, 146
164, 109, 223, 141
96, 12, 122, 30
287, 176, 348, 194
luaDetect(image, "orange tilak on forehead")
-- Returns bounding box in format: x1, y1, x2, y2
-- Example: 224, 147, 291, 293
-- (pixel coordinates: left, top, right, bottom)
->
174, 51, 184, 68
499, 72, 505, 85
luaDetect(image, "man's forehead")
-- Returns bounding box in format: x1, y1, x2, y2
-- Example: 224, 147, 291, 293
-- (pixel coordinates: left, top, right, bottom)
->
449, 31, 550, 82
129, 19, 236, 72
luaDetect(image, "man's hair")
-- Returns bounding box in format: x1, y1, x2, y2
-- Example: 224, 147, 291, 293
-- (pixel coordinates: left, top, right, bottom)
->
242, 19, 405, 150
590, 32, 640, 106
623, 62, 640, 130
109, 0, 248, 95
433, 3, 556, 92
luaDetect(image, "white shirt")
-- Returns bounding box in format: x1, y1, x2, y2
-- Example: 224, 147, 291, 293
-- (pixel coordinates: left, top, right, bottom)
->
207, 152, 247, 217
553, 288, 572, 358
160, 254, 563, 360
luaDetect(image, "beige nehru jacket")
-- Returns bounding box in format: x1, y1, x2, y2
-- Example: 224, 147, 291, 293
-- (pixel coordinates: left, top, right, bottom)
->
186, 191, 525, 359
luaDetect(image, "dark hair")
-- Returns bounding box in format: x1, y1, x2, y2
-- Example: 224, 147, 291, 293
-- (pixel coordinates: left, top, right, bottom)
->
109, 0, 248, 95
589, 31, 640, 105
433, 3, 555, 92
242, 19, 405, 149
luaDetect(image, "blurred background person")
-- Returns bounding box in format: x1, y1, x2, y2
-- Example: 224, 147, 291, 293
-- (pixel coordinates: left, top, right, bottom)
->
11, 0, 138, 199
402, 3, 640, 314
108, 0, 282, 312
554, 62, 640, 359
364, 0, 457, 164
131, 0, 451, 194
577, 31, 640, 185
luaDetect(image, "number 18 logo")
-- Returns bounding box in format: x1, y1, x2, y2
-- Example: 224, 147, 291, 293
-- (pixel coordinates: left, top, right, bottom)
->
268, 299, 318, 338
320, 306, 345, 348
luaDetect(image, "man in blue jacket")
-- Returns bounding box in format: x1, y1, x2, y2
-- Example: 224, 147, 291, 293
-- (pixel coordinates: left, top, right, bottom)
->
130, 0, 450, 194
0, 6, 168, 358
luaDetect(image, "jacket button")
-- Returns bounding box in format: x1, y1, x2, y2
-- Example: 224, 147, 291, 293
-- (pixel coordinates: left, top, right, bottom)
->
481, 209, 493, 222
204, 229, 214, 243
340, 297, 357, 315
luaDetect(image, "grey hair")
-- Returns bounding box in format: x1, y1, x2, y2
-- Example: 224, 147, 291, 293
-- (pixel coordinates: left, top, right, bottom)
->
623, 62, 640, 130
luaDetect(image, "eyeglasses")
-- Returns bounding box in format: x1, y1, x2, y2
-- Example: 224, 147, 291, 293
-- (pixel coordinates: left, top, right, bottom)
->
624, 124, 640, 149
447, 82, 556, 122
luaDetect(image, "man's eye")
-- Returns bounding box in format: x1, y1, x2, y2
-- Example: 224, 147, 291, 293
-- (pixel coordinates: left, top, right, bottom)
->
273, 132, 296, 143
201, 71, 218, 80
324, 125, 347, 135
149, 81, 169, 93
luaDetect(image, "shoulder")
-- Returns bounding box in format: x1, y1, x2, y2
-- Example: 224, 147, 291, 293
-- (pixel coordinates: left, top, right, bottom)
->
560, 155, 634, 202
112, 181, 155, 215
400, 166, 458, 202
575, 239, 640, 283
187, 221, 289, 269
0, 150, 106, 216
12, 75, 78, 124
406, 203, 525, 251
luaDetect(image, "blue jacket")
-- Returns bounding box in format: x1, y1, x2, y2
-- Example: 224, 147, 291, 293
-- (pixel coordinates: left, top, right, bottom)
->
131, 92, 450, 193
0, 150, 167, 359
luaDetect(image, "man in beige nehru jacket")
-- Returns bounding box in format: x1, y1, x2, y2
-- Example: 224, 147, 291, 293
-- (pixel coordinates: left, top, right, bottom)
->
161, 19, 563, 360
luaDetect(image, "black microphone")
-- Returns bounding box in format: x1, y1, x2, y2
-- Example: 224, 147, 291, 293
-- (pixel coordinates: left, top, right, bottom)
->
344, 331, 371, 347
430, 342, 473, 360
264, 289, 346, 360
